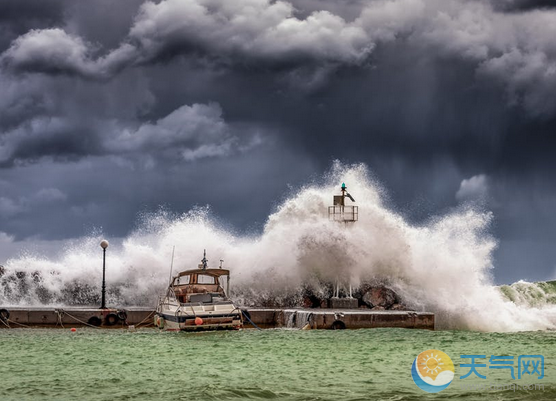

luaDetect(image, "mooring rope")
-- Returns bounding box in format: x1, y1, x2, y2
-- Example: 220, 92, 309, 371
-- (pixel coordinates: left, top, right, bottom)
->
0, 317, 10, 328
59, 310, 102, 329
240, 309, 262, 331
134, 310, 156, 328
55, 309, 64, 329
6, 319, 30, 328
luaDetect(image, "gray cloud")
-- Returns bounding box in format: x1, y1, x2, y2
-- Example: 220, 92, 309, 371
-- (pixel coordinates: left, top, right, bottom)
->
0, 101, 261, 167
2, 29, 94, 77
0, 0, 65, 51
0, 196, 24, 217
456, 174, 489, 202
0, 115, 104, 167
3, 0, 556, 115
490, 0, 556, 11
128, 0, 556, 116
1, 28, 136, 79
1, 0, 373, 81
109, 102, 260, 161
0, 187, 67, 220
35, 187, 67, 202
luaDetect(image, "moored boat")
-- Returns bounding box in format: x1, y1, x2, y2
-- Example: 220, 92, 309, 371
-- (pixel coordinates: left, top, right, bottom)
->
154, 251, 243, 331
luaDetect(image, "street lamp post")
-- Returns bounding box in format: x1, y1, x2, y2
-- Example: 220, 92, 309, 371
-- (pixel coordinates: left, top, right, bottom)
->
100, 240, 109, 309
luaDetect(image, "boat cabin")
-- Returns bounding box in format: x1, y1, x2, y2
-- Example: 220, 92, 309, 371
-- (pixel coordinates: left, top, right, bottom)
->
171, 268, 230, 304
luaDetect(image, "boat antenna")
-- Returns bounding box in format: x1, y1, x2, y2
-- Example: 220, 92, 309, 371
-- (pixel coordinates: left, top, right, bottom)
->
168, 245, 175, 285
201, 249, 208, 270
219, 259, 224, 269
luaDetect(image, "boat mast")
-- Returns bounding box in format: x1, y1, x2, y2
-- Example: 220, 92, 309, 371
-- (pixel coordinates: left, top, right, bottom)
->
220, 259, 230, 296
168, 245, 175, 285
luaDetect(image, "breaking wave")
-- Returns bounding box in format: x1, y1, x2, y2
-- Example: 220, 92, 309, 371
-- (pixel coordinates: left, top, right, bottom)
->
1, 161, 556, 331
499, 281, 556, 308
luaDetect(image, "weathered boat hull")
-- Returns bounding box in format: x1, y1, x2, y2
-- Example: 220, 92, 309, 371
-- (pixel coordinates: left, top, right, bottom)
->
155, 298, 243, 331
155, 312, 242, 331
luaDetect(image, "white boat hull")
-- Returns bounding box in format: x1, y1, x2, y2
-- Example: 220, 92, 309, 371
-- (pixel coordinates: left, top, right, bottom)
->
155, 299, 242, 331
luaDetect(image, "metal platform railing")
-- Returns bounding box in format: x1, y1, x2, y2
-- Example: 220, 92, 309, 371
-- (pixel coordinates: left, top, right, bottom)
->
328, 205, 358, 222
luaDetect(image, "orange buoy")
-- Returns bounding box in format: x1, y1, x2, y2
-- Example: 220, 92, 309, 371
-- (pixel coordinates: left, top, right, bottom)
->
71, 328, 77, 332
194, 317, 203, 326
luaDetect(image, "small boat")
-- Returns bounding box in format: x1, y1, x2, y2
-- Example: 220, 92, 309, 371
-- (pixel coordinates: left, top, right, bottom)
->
154, 251, 243, 331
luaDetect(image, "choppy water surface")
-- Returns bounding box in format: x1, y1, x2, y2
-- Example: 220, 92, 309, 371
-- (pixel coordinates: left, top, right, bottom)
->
1, 328, 555, 401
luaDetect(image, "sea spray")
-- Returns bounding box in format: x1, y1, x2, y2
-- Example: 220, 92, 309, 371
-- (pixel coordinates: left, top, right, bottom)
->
1, 161, 556, 331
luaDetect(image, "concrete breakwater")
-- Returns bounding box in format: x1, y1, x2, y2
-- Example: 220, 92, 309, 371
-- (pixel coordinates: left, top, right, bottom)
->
247, 308, 434, 330
0, 307, 434, 330
0, 307, 154, 328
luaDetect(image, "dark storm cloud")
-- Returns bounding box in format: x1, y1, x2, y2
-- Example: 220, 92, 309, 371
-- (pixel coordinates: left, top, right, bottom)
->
0, 99, 261, 167
1, 0, 556, 283
107, 102, 262, 161
4, 0, 556, 116
0, 118, 103, 167
63, 0, 145, 49
491, 0, 556, 11
0, 0, 64, 50
0, 142, 315, 241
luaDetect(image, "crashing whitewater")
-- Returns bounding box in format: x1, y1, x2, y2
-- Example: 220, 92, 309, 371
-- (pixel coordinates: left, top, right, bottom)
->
1, 162, 556, 332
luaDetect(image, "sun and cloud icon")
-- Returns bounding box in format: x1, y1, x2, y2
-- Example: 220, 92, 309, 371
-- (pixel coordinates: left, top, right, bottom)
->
411, 349, 455, 393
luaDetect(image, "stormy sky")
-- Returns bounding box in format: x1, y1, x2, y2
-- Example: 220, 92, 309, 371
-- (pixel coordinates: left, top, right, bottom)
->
1, 0, 556, 284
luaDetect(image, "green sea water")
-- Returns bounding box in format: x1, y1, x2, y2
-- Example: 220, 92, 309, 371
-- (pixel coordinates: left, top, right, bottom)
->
0, 328, 554, 401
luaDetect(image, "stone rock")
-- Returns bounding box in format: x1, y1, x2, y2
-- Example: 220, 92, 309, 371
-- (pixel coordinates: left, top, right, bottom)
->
361, 286, 398, 309
301, 287, 327, 308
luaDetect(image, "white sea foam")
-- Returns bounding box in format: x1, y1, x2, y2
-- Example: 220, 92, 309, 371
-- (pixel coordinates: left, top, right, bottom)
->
1, 161, 555, 331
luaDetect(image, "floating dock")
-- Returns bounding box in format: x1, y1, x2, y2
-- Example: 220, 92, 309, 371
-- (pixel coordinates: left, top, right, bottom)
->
0, 307, 434, 330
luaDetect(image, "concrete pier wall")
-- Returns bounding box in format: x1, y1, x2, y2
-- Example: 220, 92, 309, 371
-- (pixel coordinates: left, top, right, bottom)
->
0, 307, 154, 328
0, 307, 434, 330
245, 308, 434, 330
